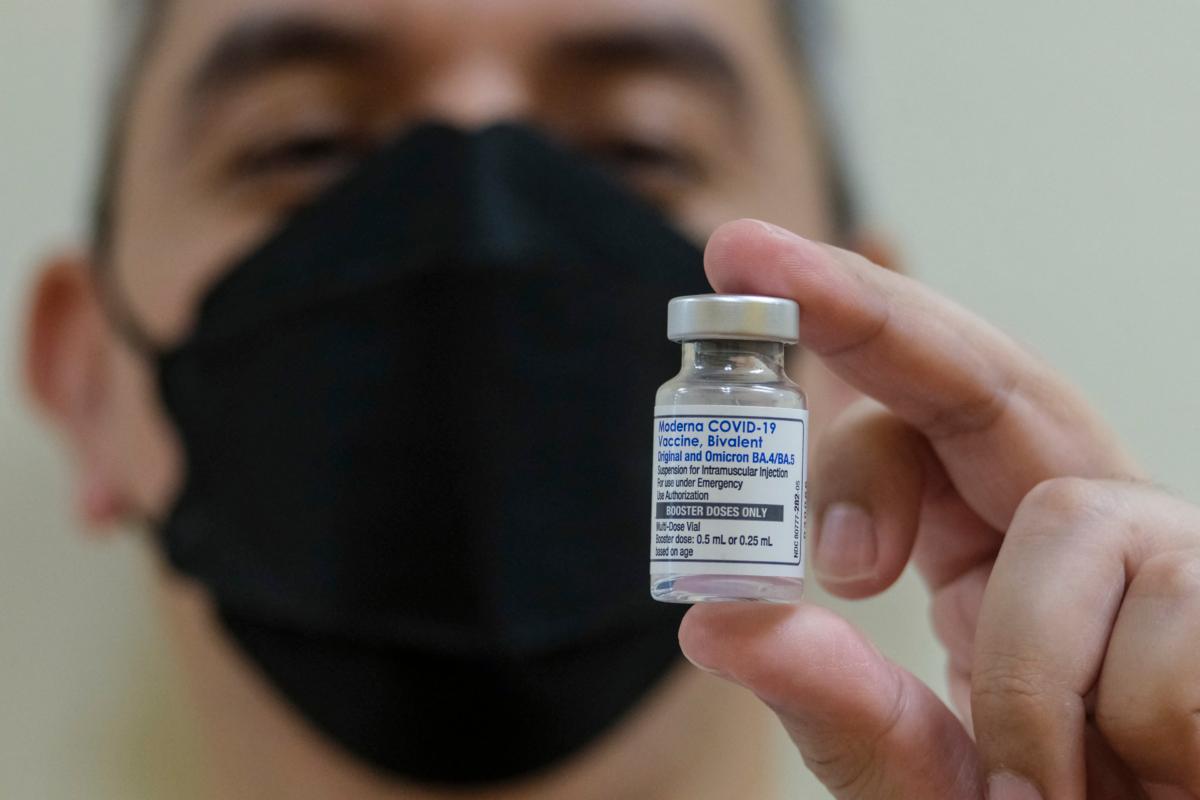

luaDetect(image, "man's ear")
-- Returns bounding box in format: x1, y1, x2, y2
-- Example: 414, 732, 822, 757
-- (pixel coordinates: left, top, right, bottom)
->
23, 250, 129, 530
848, 229, 903, 274
798, 229, 905, 422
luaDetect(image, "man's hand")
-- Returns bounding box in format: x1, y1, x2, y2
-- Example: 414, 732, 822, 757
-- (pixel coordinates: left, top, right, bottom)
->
677, 219, 1200, 798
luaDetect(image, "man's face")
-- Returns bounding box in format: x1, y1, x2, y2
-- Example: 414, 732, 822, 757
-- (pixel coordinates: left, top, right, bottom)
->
21, 1, 846, 792
102, 0, 835, 516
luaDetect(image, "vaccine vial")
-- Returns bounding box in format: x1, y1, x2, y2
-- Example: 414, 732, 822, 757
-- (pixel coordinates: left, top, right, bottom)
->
650, 294, 808, 603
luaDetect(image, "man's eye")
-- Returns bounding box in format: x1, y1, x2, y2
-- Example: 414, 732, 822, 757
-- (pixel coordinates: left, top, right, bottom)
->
233, 131, 367, 178
587, 137, 705, 182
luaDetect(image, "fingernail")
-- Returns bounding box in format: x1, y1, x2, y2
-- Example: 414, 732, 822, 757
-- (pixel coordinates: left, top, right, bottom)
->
680, 649, 732, 681
750, 218, 797, 240
814, 503, 878, 583
987, 772, 1042, 800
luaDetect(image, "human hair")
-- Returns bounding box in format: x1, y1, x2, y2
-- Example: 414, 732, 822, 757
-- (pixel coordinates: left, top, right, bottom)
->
91, 0, 170, 260
90, 0, 857, 260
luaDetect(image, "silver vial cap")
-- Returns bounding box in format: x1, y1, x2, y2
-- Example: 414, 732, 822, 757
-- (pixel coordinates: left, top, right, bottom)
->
667, 294, 800, 344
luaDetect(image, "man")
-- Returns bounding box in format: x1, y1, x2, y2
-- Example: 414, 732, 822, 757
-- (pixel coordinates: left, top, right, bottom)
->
23, 1, 1200, 798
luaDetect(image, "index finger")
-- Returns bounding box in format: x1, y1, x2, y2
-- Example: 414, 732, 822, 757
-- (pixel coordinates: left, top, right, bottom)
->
704, 218, 1140, 527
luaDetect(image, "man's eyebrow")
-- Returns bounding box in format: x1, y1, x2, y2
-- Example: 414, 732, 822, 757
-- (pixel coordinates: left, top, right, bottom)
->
549, 24, 748, 106
185, 13, 389, 108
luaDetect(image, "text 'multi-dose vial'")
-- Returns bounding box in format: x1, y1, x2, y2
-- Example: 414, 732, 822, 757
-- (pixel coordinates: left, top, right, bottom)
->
650, 294, 808, 603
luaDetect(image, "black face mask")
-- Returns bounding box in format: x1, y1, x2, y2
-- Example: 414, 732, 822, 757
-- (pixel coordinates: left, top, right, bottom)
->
106, 122, 712, 784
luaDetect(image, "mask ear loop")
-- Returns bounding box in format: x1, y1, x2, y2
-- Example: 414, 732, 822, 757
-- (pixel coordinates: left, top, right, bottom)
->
91, 259, 175, 532
92, 258, 166, 360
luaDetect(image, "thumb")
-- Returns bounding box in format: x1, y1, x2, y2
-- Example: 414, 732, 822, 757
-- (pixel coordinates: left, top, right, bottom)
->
678, 603, 983, 799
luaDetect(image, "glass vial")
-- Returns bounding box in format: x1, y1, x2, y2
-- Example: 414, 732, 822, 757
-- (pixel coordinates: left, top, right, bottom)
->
650, 294, 808, 603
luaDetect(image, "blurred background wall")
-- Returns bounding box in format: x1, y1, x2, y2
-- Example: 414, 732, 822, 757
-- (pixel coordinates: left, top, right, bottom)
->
2, 2, 1198, 797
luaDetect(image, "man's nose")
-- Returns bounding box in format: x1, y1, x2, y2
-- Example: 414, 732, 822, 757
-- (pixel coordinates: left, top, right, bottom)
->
413, 58, 533, 128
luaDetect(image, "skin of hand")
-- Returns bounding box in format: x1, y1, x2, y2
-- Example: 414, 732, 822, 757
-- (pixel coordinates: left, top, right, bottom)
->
678, 218, 1200, 800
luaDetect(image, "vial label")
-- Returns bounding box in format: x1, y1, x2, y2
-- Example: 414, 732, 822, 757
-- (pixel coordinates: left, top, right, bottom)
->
650, 405, 807, 576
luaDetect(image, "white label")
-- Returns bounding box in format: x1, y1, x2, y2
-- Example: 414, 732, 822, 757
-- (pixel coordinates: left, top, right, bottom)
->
650, 405, 807, 577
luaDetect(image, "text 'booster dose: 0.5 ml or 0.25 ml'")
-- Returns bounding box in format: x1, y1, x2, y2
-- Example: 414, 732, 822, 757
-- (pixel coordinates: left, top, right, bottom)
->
651, 294, 809, 603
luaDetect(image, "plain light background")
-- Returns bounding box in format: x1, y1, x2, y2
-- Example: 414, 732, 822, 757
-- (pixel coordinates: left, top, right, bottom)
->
2, 2, 1198, 798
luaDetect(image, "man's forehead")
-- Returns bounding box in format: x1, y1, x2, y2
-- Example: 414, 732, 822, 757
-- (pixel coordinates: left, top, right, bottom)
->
157, 0, 779, 67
